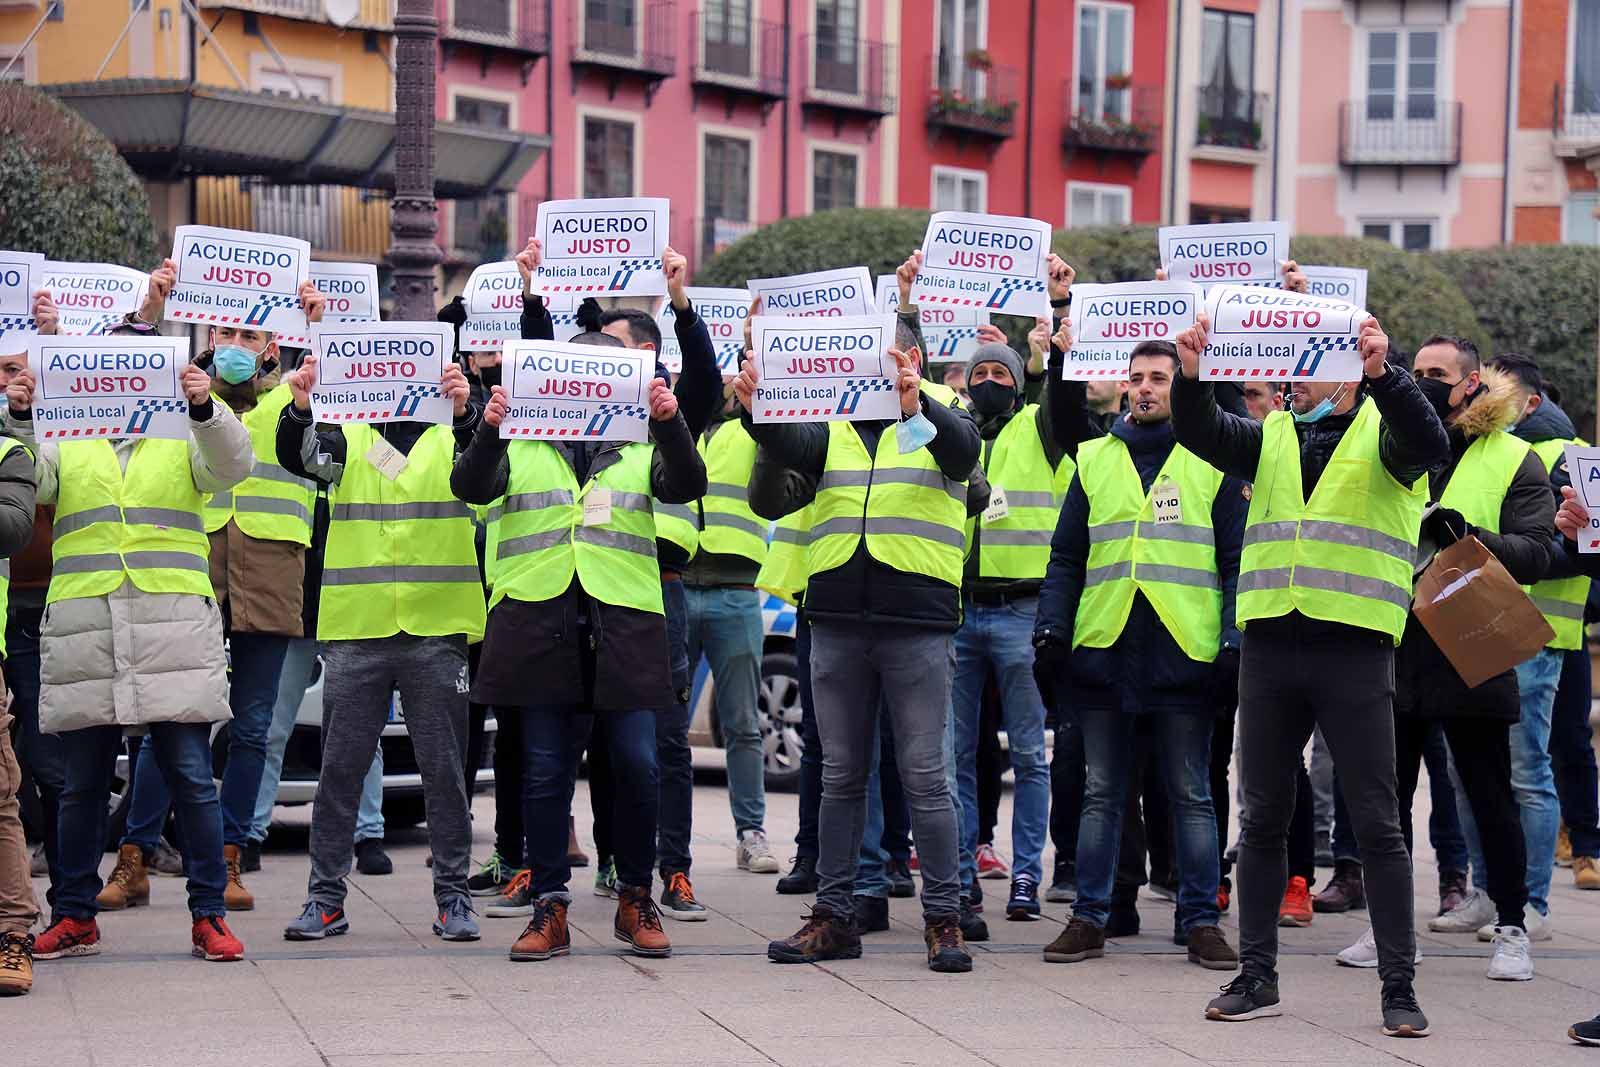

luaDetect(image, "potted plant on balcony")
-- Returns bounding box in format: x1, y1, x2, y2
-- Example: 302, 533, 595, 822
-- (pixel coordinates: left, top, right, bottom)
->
1070, 111, 1155, 152
965, 48, 993, 72
929, 86, 1016, 135
1104, 72, 1134, 91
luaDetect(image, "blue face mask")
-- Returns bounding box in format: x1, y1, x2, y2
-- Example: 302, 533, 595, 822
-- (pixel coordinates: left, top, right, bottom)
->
896, 410, 938, 453
213, 345, 261, 385
1292, 382, 1347, 424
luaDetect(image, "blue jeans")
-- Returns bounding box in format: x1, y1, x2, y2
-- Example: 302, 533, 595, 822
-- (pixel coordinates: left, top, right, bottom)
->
856, 723, 890, 898
657, 578, 694, 875
794, 611, 821, 860
1074, 708, 1219, 930
251, 638, 384, 845
1461, 649, 1562, 915
953, 598, 1050, 886
685, 586, 765, 837
1551, 644, 1600, 857
57, 722, 226, 918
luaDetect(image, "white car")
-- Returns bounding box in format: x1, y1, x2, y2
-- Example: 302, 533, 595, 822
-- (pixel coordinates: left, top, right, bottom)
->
687, 592, 805, 790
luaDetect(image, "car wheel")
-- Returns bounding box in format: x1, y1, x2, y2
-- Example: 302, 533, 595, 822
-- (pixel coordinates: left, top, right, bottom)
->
758, 650, 804, 792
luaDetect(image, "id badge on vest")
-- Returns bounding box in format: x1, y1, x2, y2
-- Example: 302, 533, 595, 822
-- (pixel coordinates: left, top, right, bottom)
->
583, 487, 612, 527
366, 437, 409, 482
982, 487, 1009, 524
1151, 478, 1182, 525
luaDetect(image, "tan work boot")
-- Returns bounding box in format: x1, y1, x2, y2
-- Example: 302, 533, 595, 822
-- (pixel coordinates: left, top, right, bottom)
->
223, 844, 255, 911
96, 844, 149, 909
1575, 855, 1600, 891
614, 884, 671, 958
0, 931, 32, 995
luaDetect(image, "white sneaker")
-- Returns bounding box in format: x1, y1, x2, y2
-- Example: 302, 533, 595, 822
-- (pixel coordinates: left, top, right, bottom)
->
1480, 908, 1553, 942
1428, 888, 1495, 932
1486, 925, 1534, 981
737, 830, 780, 874
1334, 927, 1423, 969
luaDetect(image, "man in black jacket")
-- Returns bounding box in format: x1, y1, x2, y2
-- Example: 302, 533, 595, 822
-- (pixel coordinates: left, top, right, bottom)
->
1169, 312, 1448, 1036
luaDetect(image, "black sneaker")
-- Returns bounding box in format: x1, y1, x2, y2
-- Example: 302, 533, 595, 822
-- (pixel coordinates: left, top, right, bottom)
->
239, 841, 262, 874
660, 871, 708, 922
486, 871, 534, 918
1205, 972, 1282, 1022
1569, 1015, 1600, 1046
355, 838, 393, 876
959, 895, 989, 943
854, 894, 890, 933
966, 879, 983, 912
887, 858, 915, 899
1046, 858, 1076, 903
1380, 977, 1429, 1038
467, 850, 517, 896
776, 856, 818, 895
1006, 877, 1041, 921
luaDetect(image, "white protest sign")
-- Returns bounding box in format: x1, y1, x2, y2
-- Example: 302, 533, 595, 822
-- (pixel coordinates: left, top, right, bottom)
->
461, 260, 528, 349
1159, 221, 1290, 293
532, 196, 670, 298
874, 274, 899, 313
1200, 284, 1367, 381
747, 267, 873, 318
875, 273, 991, 364
311, 321, 454, 425
1064, 281, 1201, 380
910, 211, 1053, 319
0, 250, 45, 342
1300, 265, 1368, 313
41, 262, 149, 336
167, 225, 310, 334
501, 339, 653, 442
30, 334, 192, 441
1563, 444, 1600, 553
751, 313, 898, 423
658, 287, 751, 374
277, 262, 381, 346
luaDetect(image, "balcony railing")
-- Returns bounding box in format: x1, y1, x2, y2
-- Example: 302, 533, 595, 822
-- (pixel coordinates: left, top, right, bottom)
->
1555, 82, 1600, 145
800, 35, 895, 118
197, 0, 394, 30
572, 0, 676, 79
926, 54, 1018, 140
1338, 100, 1462, 166
1196, 85, 1269, 151
691, 10, 787, 100
441, 0, 547, 57
1062, 83, 1161, 158
199, 177, 391, 261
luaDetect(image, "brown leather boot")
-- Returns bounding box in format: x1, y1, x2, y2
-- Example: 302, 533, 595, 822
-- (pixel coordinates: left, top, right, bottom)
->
614, 884, 671, 958
1312, 859, 1365, 913
223, 845, 254, 911
509, 897, 570, 962
96, 844, 150, 910
0, 932, 32, 995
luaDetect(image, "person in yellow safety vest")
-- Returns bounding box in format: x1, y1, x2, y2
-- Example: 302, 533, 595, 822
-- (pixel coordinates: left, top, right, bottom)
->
733, 301, 982, 975
1167, 307, 1448, 1036
450, 328, 706, 963
19, 260, 260, 967
108, 292, 325, 916
1377, 344, 1554, 984
274, 338, 485, 945
1489, 352, 1600, 892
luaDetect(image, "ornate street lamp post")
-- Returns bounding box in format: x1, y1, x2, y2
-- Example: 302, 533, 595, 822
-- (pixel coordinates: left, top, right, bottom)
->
387, 0, 442, 321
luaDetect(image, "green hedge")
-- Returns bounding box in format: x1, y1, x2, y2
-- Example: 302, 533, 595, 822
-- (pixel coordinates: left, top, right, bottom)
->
696, 207, 930, 289
0, 83, 159, 269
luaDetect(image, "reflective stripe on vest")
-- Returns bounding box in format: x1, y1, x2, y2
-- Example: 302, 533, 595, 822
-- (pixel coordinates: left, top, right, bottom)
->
756, 505, 813, 606
50, 437, 214, 604
964, 406, 1060, 579
697, 422, 766, 564
1526, 436, 1590, 650
318, 423, 486, 642
1073, 435, 1223, 662
489, 440, 663, 615
1237, 401, 1427, 642
202, 385, 316, 544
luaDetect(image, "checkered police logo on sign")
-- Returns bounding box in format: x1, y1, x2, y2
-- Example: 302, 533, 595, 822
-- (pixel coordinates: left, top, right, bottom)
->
585, 402, 648, 437
395, 383, 444, 420
244, 292, 303, 327
930, 326, 979, 360
836, 378, 895, 417
126, 398, 188, 436
986, 277, 1046, 311
1294, 336, 1359, 378
607, 259, 661, 293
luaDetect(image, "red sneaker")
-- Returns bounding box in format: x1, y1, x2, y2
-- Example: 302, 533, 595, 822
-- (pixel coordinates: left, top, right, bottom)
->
192, 915, 245, 961
975, 844, 1010, 881
1278, 876, 1313, 927
33, 916, 100, 959
908, 849, 919, 873
1217, 883, 1231, 914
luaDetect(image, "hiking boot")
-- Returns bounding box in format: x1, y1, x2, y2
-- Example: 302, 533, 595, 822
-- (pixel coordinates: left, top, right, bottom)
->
768, 905, 862, 964
32, 916, 99, 959
223, 844, 254, 911
1380, 977, 1429, 1037
1006, 877, 1041, 921
1187, 924, 1240, 971
1278, 876, 1312, 927
192, 915, 245, 961
1042, 917, 1106, 963
1486, 925, 1533, 981
925, 913, 971, 973
283, 900, 349, 941
1437, 868, 1468, 915
1205, 972, 1281, 1022
355, 838, 393, 876
615, 885, 671, 957
239, 841, 262, 874
736, 830, 779, 873
0, 932, 33, 995
486, 870, 534, 917
959, 896, 989, 943
96, 844, 149, 910
660, 871, 708, 922
777, 855, 818, 895
566, 817, 590, 868
1429, 887, 1494, 932
1046, 858, 1076, 903
1312, 859, 1364, 913
468, 850, 518, 896
1575, 856, 1600, 891
853, 894, 889, 933
509, 896, 569, 961
149, 838, 184, 877
1557, 823, 1574, 867
433, 896, 481, 941
593, 859, 618, 898
975, 843, 1009, 880
887, 858, 915, 898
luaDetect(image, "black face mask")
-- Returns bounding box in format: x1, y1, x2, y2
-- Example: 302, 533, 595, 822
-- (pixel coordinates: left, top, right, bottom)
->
967, 380, 1017, 417
1415, 376, 1457, 423
478, 363, 502, 389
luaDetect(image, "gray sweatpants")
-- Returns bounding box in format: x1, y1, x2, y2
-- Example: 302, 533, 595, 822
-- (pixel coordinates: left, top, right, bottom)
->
309, 634, 472, 909
810, 622, 962, 921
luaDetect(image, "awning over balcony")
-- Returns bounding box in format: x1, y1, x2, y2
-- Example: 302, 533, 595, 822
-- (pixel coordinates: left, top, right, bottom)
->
43, 80, 550, 200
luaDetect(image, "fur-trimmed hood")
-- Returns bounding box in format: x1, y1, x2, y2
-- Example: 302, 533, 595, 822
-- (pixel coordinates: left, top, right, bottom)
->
1451, 365, 1524, 441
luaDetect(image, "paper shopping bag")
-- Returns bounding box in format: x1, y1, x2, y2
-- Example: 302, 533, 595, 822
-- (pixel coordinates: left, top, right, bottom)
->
1412, 534, 1555, 689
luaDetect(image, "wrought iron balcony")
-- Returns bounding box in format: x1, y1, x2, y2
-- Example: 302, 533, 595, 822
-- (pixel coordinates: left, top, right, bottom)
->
1338, 99, 1462, 166
1196, 85, 1269, 151
926, 53, 1018, 141
441, 0, 547, 59
1062, 83, 1161, 158
573, 0, 676, 76
1555, 82, 1600, 148
690, 9, 787, 102
799, 34, 895, 119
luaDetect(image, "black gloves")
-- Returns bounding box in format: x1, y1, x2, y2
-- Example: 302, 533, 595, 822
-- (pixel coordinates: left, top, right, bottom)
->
436, 294, 467, 326
1425, 506, 1470, 547
1031, 631, 1070, 711
1212, 645, 1241, 711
